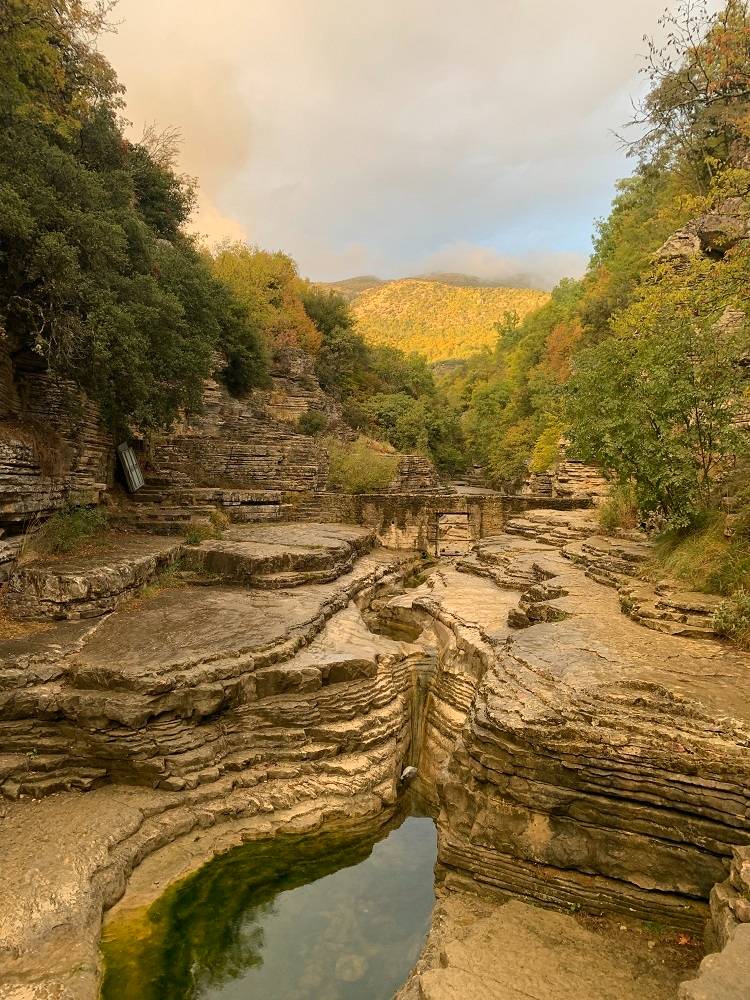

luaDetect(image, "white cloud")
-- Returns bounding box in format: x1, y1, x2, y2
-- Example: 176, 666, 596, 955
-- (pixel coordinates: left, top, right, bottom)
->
102, 0, 676, 283
417, 244, 588, 290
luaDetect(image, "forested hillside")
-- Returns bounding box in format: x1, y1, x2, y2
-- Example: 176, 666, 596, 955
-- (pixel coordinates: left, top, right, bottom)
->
320, 276, 385, 302
0, 1, 269, 435
351, 279, 548, 362
0, 4, 466, 476
452, 0, 750, 634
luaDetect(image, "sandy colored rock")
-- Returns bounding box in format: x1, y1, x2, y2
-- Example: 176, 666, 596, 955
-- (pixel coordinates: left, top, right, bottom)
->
1, 507, 749, 999
397, 893, 699, 1000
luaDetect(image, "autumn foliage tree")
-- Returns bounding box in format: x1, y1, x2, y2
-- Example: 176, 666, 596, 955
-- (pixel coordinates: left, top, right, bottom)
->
458, 0, 750, 517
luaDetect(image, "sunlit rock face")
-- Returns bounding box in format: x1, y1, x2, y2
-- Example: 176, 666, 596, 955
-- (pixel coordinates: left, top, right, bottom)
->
0, 524, 430, 998
395, 892, 699, 1000
0, 524, 419, 798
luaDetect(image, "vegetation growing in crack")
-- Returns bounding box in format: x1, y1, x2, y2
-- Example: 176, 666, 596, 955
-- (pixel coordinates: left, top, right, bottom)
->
24, 503, 109, 558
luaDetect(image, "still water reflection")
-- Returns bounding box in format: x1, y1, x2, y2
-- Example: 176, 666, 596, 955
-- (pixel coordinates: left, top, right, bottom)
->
100, 812, 437, 1000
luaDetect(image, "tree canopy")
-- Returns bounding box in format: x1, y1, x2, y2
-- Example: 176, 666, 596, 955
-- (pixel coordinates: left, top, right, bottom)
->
0, 0, 266, 435
453, 0, 750, 528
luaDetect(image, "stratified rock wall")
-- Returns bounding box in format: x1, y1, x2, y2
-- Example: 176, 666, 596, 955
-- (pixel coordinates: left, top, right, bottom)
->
148, 360, 329, 492
0, 343, 112, 528
523, 458, 608, 504
377, 515, 750, 936
388, 455, 447, 494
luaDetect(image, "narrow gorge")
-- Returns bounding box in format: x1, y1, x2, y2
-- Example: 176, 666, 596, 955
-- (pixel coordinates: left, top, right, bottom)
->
1, 480, 748, 997
3, 2, 750, 998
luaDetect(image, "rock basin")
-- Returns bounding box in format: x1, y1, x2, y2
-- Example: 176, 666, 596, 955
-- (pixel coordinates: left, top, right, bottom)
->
100, 805, 437, 1000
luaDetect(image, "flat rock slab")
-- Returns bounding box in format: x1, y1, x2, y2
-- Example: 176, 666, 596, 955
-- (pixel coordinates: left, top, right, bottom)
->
71, 549, 406, 692
196, 521, 374, 565
398, 893, 699, 1000
513, 553, 750, 726
188, 522, 376, 585
4, 534, 183, 621
218, 522, 374, 547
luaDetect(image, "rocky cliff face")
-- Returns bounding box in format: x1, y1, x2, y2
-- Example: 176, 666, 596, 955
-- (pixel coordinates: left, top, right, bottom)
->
146, 349, 332, 493
523, 457, 609, 504
0, 341, 112, 534
384, 527, 748, 932
0, 341, 447, 559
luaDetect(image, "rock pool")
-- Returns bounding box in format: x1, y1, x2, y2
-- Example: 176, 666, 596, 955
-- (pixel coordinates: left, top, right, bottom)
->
100, 812, 437, 999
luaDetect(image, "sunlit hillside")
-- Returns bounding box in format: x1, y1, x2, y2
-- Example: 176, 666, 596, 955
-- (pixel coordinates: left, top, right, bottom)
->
320, 276, 385, 302
350, 279, 549, 362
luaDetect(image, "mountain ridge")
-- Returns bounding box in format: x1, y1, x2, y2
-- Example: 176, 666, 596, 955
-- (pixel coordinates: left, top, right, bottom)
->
319, 271, 543, 302
335, 276, 549, 362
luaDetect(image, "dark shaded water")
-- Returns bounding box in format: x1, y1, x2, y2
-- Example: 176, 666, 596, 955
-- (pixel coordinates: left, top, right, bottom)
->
100, 812, 437, 1000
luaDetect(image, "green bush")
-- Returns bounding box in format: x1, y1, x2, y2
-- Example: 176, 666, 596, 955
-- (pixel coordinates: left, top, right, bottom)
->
650, 514, 750, 595
184, 524, 217, 546
209, 509, 230, 533
31, 504, 108, 556
598, 483, 639, 534
184, 512, 228, 546
713, 589, 750, 649
325, 437, 399, 494
297, 410, 329, 436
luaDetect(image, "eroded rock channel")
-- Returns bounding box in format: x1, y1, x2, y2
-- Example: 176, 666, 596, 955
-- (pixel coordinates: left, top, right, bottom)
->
0, 512, 748, 999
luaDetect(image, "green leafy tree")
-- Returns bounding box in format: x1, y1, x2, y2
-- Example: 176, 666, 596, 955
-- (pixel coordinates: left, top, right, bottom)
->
0, 0, 266, 433
566, 251, 750, 527
211, 243, 321, 353
626, 0, 750, 181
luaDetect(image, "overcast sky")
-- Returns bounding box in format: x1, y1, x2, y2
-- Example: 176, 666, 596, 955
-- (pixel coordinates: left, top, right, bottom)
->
101, 0, 681, 288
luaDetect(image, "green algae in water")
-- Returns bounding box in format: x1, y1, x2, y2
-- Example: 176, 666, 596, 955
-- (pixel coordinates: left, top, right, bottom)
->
101, 814, 436, 999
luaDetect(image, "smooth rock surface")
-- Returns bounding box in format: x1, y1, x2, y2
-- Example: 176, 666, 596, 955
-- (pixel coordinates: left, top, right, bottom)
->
397, 893, 700, 1000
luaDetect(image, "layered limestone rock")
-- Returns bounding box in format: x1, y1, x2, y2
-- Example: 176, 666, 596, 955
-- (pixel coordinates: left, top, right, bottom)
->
147, 370, 329, 493
435, 535, 749, 936
184, 521, 378, 588
0, 507, 748, 999
0, 523, 418, 799
0, 344, 111, 528
523, 458, 609, 504
0, 524, 430, 998
3, 534, 183, 620
654, 195, 750, 266
365, 509, 750, 941
388, 455, 448, 494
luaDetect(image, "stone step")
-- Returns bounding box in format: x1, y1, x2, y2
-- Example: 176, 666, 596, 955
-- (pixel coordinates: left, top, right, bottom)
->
3, 536, 183, 620
627, 598, 716, 630
653, 588, 724, 617
111, 502, 221, 537
633, 615, 718, 640
250, 566, 348, 589
2, 766, 108, 799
